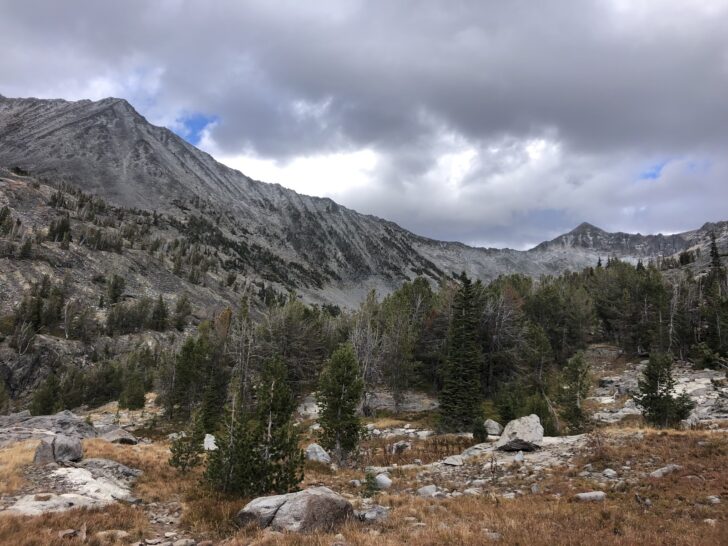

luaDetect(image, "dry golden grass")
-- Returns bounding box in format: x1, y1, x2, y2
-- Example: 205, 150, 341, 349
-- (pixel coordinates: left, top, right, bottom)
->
0, 440, 38, 494
0, 503, 149, 546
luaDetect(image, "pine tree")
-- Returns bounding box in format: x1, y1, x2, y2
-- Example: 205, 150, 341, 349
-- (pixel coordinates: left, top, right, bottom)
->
439, 274, 482, 432
119, 365, 146, 410
559, 351, 592, 432
710, 231, 722, 270
173, 294, 192, 331
254, 357, 303, 493
317, 343, 364, 463
0, 380, 10, 415
149, 294, 168, 331
169, 410, 205, 473
635, 353, 694, 427
30, 373, 60, 415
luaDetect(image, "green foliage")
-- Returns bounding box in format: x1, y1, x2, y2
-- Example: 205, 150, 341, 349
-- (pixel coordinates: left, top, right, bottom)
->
119, 364, 146, 410
439, 274, 482, 432
173, 294, 192, 331
635, 353, 695, 428
362, 472, 379, 497
472, 418, 488, 443
317, 343, 364, 462
107, 274, 126, 305
30, 373, 60, 415
149, 295, 168, 331
0, 380, 10, 415
559, 351, 592, 433
169, 411, 205, 474
48, 215, 71, 242
205, 358, 302, 496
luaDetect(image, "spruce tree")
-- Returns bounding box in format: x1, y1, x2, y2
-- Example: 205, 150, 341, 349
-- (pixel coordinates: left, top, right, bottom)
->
169, 410, 205, 473
0, 380, 10, 415
317, 343, 364, 463
439, 273, 482, 432
30, 373, 60, 415
560, 351, 592, 432
119, 365, 146, 410
254, 357, 303, 493
149, 295, 168, 331
635, 353, 694, 427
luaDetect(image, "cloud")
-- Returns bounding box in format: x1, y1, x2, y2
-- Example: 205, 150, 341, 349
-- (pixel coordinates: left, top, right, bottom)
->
1, 0, 727, 247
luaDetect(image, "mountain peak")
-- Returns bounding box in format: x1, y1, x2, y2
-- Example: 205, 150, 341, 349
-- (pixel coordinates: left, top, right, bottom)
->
570, 221, 604, 234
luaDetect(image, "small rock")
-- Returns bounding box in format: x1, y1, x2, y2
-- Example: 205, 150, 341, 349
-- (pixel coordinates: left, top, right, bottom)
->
575, 491, 606, 502
443, 455, 464, 466
173, 540, 196, 546
649, 464, 681, 478
357, 505, 389, 522
375, 473, 392, 489
706, 495, 721, 505
349, 479, 361, 487
203, 434, 217, 451
391, 440, 411, 454
464, 487, 482, 496
514, 451, 524, 463
704, 518, 717, 526
484, 531, 502, 541
102, 428, 138, 445
484, 419, 503, 436
417, 484, 438, 497
58, 529, 77, 539
305, 443, 332, 464
603, 468, 618, 479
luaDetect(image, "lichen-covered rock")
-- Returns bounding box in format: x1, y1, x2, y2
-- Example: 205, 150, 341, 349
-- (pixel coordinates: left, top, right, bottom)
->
496, 414, 544, 451
235, 487, 353, 533
101, 428, 138, 445
484, 419, 503, 436
52, 434, 83, 462
305, 443, 331, 464
33, 438, 55, 465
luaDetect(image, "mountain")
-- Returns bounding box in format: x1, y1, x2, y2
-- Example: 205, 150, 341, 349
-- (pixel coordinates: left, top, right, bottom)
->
0, 95, 725, 306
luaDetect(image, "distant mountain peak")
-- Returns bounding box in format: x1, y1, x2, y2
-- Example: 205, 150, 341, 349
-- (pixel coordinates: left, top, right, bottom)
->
571, 221, 604, 233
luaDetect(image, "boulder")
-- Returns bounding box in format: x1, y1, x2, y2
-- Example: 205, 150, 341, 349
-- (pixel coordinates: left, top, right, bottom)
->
203, 434, 217, 451
375, 473, 392, 489
0, 410, 97, 448
484, 419, 503, 436
391, 440, 411, 454
53, 434, 83, 462
443, 455, 464, 466
575, 491, 606, 502
356, 504, 389, 522
33, 438, 55, 465
496, 415, 543, 451
305, 443, 331, 464
236, 487, 353, 533
101, 428, 138, 445
417, 484, 438, 497
649, 464, 681, 478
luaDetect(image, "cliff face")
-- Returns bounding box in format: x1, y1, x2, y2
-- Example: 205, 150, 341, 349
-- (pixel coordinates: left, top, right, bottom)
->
0, 95, 725, 306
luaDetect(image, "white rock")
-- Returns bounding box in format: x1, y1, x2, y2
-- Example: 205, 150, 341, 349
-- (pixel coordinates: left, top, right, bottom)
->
496, 415, 543, 451
484, 419, 503, 436
203, 434, 217, 451
575, 491, 606, 502
443, 455, 464, 466
305, 443, 332, 464
603, 468, 618, 479
514, 451, 524, 463
649, 464, 681, 478
375, 473, 392, 489
417, 485, 438, 497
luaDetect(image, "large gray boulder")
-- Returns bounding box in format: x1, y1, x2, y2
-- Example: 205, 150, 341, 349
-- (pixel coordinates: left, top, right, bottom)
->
0, 410, 97, 447
484, 419, 503, 436
101, 428, 138, 445
52, 434, 84, 462
34, 434, 83, 464
305, 443, 331, 464
236, 486, 353, 533
496, 414, 544, 451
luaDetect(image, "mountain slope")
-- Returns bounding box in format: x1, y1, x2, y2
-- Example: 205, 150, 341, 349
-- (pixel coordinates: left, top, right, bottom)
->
0, 95, 725, 305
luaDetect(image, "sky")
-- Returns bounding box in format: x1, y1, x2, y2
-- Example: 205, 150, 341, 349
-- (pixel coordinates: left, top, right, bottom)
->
1, 0, 727, 249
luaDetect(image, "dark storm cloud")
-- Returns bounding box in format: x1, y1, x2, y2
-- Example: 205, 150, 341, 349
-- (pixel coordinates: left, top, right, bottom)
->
1, 0, 727, 247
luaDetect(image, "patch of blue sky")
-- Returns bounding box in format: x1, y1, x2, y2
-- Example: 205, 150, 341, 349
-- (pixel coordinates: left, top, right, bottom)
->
638, 160, 669, 180
173, 113, 219, 145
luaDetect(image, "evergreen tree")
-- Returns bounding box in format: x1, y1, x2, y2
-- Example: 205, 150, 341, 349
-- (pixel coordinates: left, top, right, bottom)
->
710, 231, 722, 270
149, 294, 168, 331
635, 353, 694, 427
169, 410, 205, 473
254, 357, 304, 493
173, 294, 192, 331
59, 367, 85, 410
0, 380, 10, 415
30, 373, 60, 415
559, 351, 592, 432
107, 274, 126, 305
439, 274, 482, 432
119, 365, 146, 410
317, 343, 364, 462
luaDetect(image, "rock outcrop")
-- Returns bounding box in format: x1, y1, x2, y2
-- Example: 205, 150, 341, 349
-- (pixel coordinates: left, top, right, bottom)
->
0, 410, 97, 447
496, 414, 544, 451
305, 443, 331, 464
235, 487, 353, 533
